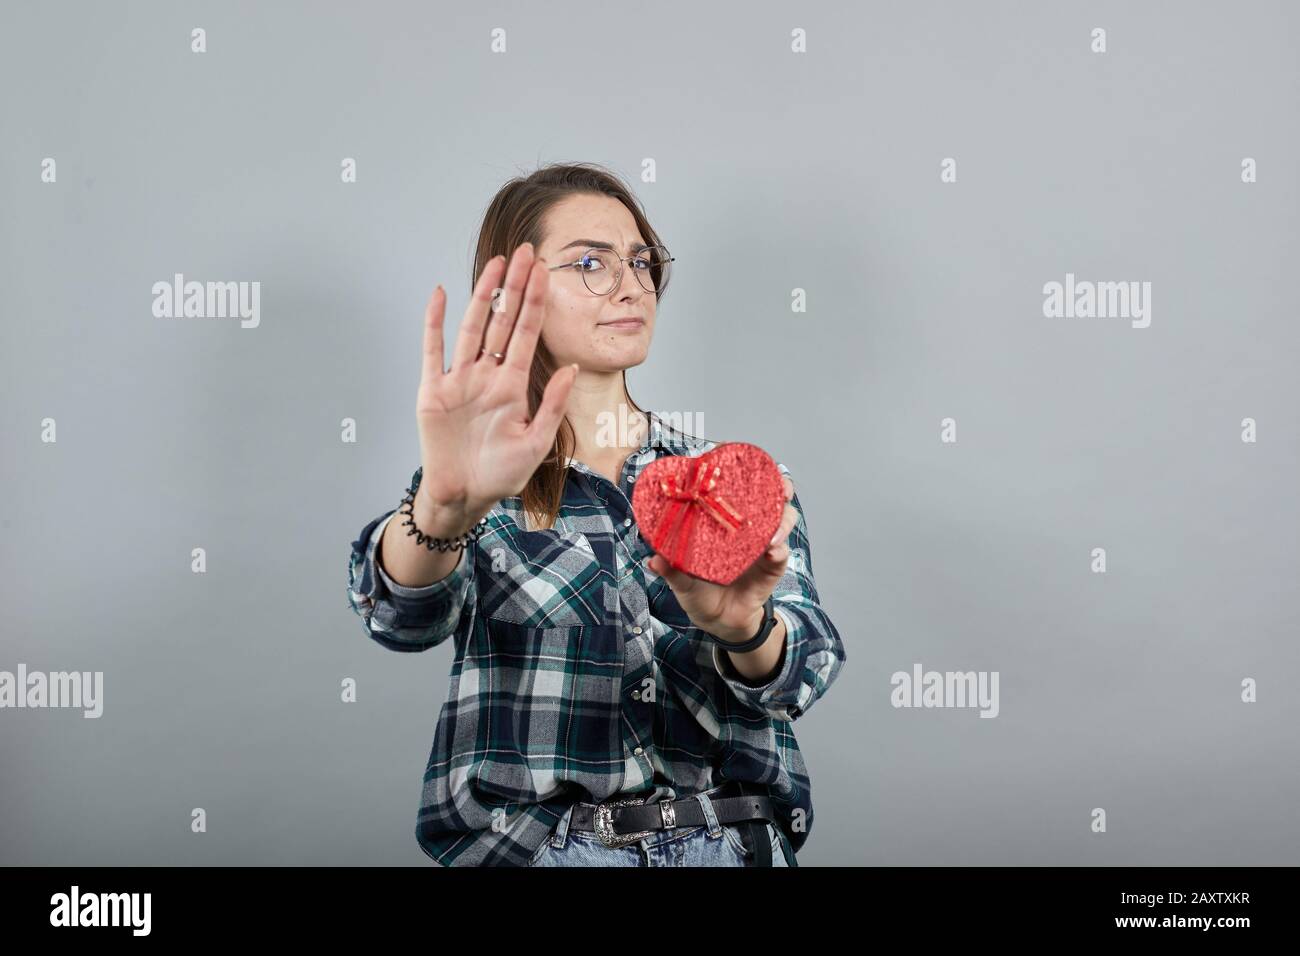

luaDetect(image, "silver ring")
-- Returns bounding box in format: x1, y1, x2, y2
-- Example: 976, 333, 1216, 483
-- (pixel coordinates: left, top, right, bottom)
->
479, 348, 506, 361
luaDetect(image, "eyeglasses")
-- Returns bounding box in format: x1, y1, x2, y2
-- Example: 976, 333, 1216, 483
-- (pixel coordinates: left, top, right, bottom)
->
547, 245, 675, 297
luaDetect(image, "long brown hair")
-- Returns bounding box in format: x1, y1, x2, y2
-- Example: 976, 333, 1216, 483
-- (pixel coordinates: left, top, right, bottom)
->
469, 162, 671, 531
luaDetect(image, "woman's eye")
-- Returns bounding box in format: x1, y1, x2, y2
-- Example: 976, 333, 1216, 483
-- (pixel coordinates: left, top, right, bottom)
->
631, 257, 651, 271
579, 255, 606, 272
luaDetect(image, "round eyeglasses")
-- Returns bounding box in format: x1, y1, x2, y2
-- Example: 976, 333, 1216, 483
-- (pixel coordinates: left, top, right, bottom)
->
547, 245, 675, 297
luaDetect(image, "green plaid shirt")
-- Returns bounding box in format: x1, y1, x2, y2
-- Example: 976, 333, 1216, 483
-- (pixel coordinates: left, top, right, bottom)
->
347, 411, 846, 865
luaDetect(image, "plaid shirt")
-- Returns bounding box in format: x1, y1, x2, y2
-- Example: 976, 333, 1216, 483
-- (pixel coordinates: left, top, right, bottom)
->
347, 411, 846, 866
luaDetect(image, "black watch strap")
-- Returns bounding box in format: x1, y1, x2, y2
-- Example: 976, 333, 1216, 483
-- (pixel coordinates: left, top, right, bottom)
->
709, 595, 778, 653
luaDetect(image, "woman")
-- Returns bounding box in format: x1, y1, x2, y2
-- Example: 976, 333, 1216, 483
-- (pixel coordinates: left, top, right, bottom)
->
347, 162, 846, 866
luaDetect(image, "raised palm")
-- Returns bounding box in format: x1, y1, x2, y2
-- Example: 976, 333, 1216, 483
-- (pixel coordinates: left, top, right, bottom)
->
413, 243, 578, 531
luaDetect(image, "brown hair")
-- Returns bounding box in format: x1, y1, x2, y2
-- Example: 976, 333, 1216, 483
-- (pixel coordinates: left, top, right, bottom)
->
469, 161, 671, 531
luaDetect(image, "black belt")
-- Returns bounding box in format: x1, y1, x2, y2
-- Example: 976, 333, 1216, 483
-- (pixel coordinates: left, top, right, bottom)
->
566, 781, 778, 866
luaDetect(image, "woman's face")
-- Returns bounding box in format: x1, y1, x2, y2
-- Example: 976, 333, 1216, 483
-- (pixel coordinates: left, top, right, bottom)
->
533, 193, 656, 373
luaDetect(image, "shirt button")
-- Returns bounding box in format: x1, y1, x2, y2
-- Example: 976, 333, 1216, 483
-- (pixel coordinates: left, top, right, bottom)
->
628, 475, 636, 482
630, 625, 642, 635
623, 518, 632, 528
633, 747, 644, 756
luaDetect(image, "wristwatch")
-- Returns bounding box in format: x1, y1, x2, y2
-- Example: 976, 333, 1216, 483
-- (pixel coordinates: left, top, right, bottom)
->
709, 595, 778, 653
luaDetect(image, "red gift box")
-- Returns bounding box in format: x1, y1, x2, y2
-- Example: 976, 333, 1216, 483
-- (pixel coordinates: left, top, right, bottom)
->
632, 442, 786, 586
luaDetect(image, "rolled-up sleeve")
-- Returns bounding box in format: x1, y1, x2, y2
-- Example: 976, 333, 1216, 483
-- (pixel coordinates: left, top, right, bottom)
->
711, 465, 846, 720
347, 505, 479, 653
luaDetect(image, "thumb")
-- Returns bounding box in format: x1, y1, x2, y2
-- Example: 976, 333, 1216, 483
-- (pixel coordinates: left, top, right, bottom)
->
729, 541, 789, 596
525, 363, 578, 451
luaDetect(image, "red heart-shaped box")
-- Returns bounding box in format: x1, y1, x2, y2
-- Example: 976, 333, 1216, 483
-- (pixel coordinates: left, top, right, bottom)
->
632, 442, 786, 586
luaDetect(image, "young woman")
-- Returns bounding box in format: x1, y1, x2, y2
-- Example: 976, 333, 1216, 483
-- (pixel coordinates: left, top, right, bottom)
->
347, 162, 846, 866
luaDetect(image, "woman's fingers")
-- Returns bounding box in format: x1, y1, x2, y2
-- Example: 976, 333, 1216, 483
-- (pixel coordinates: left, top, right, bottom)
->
525, 360, 579, 455
449, 254, 508, 371
421, 285, 447, 383
505, 258, 549, 373
769, 502, 797, 548
766, 476, 796, 548
480, 243, 535, 360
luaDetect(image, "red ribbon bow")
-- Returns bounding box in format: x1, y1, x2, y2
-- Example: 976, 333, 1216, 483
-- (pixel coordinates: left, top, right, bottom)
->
653, 456, 747, 568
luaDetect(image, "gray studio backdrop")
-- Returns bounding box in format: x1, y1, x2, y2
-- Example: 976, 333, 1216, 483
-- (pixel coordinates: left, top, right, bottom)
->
2, 1, 1297, 866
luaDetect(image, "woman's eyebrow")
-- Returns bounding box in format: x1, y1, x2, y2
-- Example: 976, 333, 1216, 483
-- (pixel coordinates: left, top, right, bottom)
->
558, 238, 651, 254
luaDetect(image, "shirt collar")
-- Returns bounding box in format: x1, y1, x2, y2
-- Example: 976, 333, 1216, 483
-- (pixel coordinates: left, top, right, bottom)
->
561, 409, 681, 472
645, 409, 670, 452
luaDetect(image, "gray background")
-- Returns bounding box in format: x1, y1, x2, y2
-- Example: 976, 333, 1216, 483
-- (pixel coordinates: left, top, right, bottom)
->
2, 0, 1296, 866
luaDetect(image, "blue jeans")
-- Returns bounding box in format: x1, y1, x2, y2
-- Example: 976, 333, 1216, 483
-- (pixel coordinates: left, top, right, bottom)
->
528, 789, 793, 867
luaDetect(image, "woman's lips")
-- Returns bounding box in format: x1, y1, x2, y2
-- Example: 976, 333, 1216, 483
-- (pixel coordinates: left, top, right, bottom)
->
598, 319, 645, 330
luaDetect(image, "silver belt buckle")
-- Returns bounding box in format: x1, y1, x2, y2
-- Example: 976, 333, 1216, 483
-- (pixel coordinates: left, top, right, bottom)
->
592, 795, 656, 848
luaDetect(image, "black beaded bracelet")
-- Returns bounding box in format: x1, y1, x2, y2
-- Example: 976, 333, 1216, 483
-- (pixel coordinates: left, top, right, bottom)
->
396, 484, 489, 552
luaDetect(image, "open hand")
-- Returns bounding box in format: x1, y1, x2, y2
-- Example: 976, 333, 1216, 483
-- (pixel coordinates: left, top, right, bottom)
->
413, 242, 579, 536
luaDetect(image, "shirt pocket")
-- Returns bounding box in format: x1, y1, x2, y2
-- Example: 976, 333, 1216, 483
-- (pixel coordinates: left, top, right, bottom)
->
468, 618, 625, 805
463, 529, 625, 805
479, 529, 611, 628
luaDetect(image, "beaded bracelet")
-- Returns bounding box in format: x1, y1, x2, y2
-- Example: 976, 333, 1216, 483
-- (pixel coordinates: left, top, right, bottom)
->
396, 483, 489, 552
